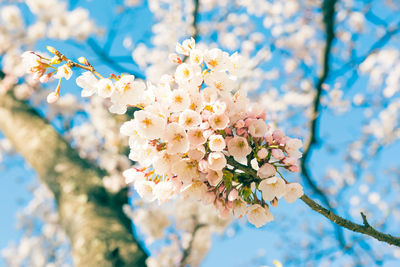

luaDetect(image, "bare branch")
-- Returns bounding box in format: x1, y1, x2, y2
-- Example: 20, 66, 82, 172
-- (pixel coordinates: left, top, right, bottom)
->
180, 223, 206, 267
300, 0, 347, 247
192, 0, 200, 41
301, 194, 400, 247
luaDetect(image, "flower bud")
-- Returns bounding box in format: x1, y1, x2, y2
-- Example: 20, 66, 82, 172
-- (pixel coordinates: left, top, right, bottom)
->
288, 165, 299, 172
46, 46, 57, 54
257, 148, 268, 159
168, 53, 182, 64
235, 120, 245, 129
224, 127, 232, 135
39, 73, 52, 83
271, 197, 279, 207
228, 189, 239, 201
272, 129, 285, 143
46, 92, 59, 103
78, 56, 89, 65
271, 149, 285, 160
282, 157, 297, 166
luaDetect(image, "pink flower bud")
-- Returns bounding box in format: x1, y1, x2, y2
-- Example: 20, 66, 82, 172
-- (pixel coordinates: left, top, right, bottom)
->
257, 163, 276, 178
279, 136, 287, 145
218, 186, 225, 194
235, 120, 245, 129
265, 134, 273, 145
282, 157, 297, 166
244, 118, 255, 127
288, 165, 299, 172
46, 92, 59, 103
271, 197, 279, 207
39, 73, 52, 83
257, 148, 268, 159
257, 110, 267, 120
198, 159, 209, 173
228, 189, 239, 201
236, 128, 247, 136
271, 149, 285, 160
224, 127, 232, 135
272, 129, 285, 143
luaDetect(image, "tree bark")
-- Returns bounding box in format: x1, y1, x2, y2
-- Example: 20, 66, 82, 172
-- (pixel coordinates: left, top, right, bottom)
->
0, 92, 148, 267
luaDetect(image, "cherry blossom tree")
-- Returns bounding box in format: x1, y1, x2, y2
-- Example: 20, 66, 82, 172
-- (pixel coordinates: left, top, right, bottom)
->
0, 0, 400, 266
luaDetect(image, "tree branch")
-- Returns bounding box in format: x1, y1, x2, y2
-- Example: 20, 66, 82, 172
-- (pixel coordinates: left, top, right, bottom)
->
300, 194, 400, 247
179, 223, 206, 267
192, 0, 200, 41
300, 0, 347, 247
0, 92, 148, 266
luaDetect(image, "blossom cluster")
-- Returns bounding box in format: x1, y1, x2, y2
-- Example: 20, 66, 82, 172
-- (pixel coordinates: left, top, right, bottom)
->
22, 38, 304, 228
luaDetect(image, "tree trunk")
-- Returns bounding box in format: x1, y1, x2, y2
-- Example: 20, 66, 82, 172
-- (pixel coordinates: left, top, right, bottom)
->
0, 92, 148, 267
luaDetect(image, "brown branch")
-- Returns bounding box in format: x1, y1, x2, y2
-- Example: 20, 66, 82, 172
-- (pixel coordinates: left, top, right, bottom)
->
300, 0, 347, 247
192, 0, 200, 41
226, 149, 400, 247
179, 223, 206, 267
0, 91, 148, 266
301, 194, 400, 247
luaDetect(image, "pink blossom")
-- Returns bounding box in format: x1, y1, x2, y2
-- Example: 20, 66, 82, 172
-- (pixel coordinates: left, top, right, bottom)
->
257, 163, 276, 179
187, 127, 206, 146
271, 149, 285, 160
257, 148, 268, 159
224, 127, 232, 135
198, 159, 209, 173
206, 169, 223, 186
208, 152, 227, 171
283, 157, 297, 166
235, 119, 245, 129
228, 189, 239, 201
272, 129, 285, 143
208, 113, 229, 130
227, 136, 251, 161
288, 165, 299, 172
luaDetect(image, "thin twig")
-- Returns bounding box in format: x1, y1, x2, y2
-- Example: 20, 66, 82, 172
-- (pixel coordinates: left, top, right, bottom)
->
301, 194, 400, 247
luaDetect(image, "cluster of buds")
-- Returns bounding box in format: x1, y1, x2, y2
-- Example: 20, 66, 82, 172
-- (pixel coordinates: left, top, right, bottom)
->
22, 38, 304, 228
21, 47, 99, 103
